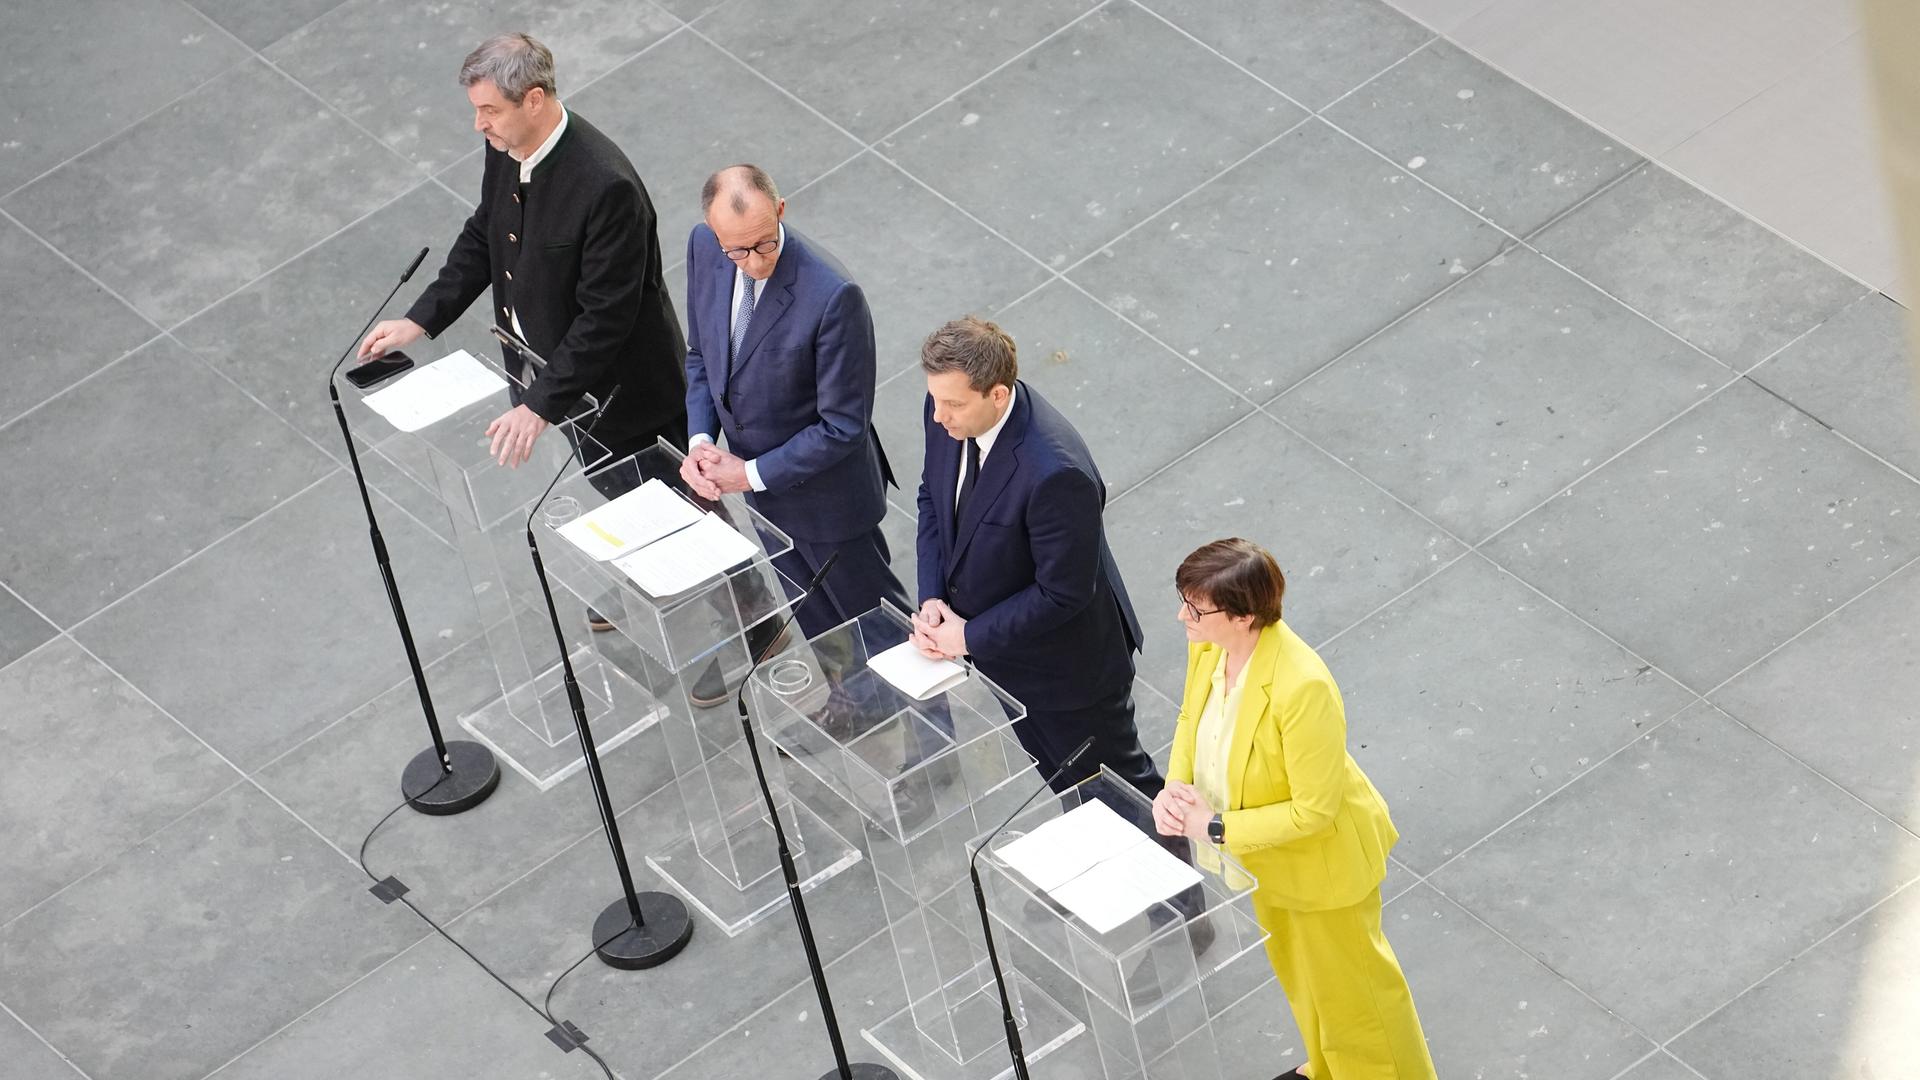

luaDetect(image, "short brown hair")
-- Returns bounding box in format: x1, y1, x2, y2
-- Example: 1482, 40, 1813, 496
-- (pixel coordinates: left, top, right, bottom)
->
1175, 538, 1285, 628
920, 316, 1018, 393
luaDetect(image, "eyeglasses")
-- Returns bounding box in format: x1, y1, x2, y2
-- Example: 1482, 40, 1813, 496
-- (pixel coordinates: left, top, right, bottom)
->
720, 238, 780, 262
1178, 592, 1223, 620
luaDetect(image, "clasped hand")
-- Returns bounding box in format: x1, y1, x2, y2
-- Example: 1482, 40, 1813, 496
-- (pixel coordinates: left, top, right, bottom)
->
1153, 781, 1215, 842
677, 441, 752, 499
909, 598, 968, 660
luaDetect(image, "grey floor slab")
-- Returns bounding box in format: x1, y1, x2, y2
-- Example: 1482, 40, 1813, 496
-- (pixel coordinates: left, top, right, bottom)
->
0, 783, 427, 1080
1388, 884, 1653, 1080
0, 1007, 81, 1080
1104, 412, 1465, 696
72, 471, 479, 771
182, 0, 346, 51
881, 1, 1302, 269
1325, 556, 1694, 873
265, 0, 681, 174
1710, 559, 1920, 833
0, 218, 157, 428
0, 638, 236, 924
790, 152, 1052, 373
1673, 879, 1920, 1080
696, 0, 1098, 142
3, 59, 419, 328
1323, 39, 1640, 236
1276, 249, 1725, 541
1613, 1051, 1703, 1080
1072, 119, 1510, 400
1483, 378, 1920, 691
1749, 293, 1920, 479
572, 30, 864, 260
0, 587, 57, 672
211, 935, 608, 1079
0, 337, 336, 626
1533, 165, 1867, 371
1431, 702, 1920, 1040
0, 0, 247, 195
1146, 0, 1433, 111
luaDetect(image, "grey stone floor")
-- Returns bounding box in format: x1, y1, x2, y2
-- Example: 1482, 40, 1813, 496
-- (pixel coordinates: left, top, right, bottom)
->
2, 2, 1918, 1079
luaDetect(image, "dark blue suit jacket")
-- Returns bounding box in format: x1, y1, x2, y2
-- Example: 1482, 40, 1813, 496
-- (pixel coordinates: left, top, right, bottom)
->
684, 224, 892, 543
916, 382, 1143, 710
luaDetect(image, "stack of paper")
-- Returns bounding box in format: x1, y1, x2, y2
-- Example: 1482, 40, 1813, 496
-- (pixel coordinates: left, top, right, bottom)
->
993, 801, 1202, 934
613, 514, 758, 597
868, 640, 968, 700
361, 350, 507, 432
554, 479, 703, 560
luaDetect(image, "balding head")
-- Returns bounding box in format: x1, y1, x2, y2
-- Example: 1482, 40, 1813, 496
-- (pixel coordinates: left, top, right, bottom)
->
701, 164, 780, 217
702, 164, 786, 280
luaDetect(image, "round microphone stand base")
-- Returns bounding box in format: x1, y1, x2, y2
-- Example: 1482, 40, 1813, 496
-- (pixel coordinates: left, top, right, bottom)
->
817, 1062, 903, 1080
593, 894, 694, 969
402, 740, 502, 816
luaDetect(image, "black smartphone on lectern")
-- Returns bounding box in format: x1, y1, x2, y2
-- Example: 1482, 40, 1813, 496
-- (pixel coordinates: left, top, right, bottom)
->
346, 351, 415, 389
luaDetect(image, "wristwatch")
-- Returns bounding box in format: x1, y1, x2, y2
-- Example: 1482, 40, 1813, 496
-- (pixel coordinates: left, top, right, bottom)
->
1207, 813, 1225, 845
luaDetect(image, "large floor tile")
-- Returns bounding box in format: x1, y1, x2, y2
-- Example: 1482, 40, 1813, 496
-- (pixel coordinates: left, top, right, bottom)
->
213, 935, 607, 1079
1105, 413, 1464, 696
266, 0, 680, 173
1073, 119, 1509, 400
182, 0, 346, 50
1145, 0, 1432, 111
0, 784, 427, 1080
1388, 884, 1652, 1079
882, 1, 1302, 269
1431, 703, 1920, 1039
1749, 293, 1920, 479
1614, 1051, 1703, 1080
4, 60, 418, 328
1673, 879, 1920, 1080
790, 152, 1050, 372
1383, 0, 1496, 33
571, 30, 864, 257
1533, 165, 1867, 370
0, 218, 156, 427
0, 337, 335, 625
1324, 40, 1641, 236
698, 0, 1097, 141
1484, 379, 1920, 691
1325, 557, 1694, 873
0, 0, 247, 195
0, 639, 236, 923
72, 472, 478, 771
1277, 250, 1724, 541
1711, 560, 1920, 833
0, 588, 57, 671
1452, 0, 1858, 155
0, 1007, 80, 1080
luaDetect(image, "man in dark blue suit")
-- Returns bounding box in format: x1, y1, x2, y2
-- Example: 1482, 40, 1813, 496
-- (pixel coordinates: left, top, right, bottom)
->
909, 316, 1162, 797
680, 165, 910, 650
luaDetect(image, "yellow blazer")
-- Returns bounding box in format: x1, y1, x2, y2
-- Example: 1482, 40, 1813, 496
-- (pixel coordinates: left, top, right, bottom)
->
1168, 621, 1398, 912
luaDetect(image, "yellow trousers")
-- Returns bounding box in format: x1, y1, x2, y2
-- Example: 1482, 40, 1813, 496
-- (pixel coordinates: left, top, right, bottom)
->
1256, 888, 1438, 1080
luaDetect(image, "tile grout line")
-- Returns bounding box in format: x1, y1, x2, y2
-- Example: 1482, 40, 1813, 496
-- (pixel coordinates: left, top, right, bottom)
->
1599, 1048, 1666, 1080
0, 997, 93, 1079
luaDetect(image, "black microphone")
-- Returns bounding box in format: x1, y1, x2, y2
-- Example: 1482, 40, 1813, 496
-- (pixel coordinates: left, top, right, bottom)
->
327, 246, 428, 385
968, 735, 1098, 1080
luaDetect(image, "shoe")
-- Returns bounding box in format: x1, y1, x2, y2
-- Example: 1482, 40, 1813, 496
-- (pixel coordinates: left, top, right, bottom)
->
587, 607, 614, 632
1272, 1069, 1307, 1080
688, 625, 796, 708
1121, 918, 1216, 1009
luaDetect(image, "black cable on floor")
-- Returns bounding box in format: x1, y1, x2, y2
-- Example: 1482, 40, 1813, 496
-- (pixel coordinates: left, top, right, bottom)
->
357, 784, 626, 1080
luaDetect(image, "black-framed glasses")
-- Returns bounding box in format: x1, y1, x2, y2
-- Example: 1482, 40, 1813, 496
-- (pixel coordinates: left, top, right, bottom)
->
1178, 591, 1223, 620
721, 238, 779, 262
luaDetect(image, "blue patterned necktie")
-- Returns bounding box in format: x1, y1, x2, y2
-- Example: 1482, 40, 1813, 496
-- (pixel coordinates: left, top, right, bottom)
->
723, 273, 756, 411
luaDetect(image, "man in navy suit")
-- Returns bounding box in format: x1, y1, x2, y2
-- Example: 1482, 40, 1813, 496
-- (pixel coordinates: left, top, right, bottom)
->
909, 316, 1162, 797
681, 165, 910, 651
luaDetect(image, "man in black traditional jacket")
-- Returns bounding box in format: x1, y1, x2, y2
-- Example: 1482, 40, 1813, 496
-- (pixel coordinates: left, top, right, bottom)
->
358, 32, 686, 477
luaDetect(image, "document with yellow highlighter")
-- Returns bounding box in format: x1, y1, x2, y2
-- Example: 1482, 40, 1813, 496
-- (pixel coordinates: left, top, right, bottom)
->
554, 478, 702, 560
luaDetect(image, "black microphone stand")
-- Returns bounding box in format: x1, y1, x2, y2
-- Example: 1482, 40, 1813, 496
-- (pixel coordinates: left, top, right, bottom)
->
526, 390, 692, 969
328, 246, 500, 815
732, 553, 899, 1080
967, 736, 1098, 1080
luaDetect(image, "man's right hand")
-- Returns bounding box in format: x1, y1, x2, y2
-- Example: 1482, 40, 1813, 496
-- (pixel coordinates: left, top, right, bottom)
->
911, 599, 947, 658
359, 318, 425, 359
679, 442, 723, 501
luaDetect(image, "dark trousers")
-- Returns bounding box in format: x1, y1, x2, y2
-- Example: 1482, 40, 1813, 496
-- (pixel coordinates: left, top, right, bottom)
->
767, 526, 911, 641
1005, 681, 1164, 798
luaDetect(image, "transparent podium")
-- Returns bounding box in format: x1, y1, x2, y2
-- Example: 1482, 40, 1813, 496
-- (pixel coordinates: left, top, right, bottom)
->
974, 768, 1272, 1080
341, 349, 661, 790
534, 440, 861, 936
749, 605, 1086, 1080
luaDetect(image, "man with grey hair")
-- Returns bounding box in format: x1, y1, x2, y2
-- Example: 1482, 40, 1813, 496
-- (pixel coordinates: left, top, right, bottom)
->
359, 33, 686, 503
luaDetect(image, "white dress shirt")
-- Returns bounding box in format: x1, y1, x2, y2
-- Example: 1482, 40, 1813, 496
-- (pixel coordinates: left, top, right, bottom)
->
691, 223, 787, 492
957, 384, 1017, 509
507, 105, 569, 345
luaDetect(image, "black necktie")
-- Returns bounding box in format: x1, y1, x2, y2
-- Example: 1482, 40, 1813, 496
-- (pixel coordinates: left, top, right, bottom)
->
953, 437, 980, 537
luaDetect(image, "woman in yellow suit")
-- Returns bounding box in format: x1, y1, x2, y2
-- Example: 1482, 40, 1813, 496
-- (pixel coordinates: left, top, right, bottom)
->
1153, 538, 1437, 1080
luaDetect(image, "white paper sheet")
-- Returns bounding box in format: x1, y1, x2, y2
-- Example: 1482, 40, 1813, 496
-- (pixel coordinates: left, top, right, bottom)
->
613, 513, 758, 597
1047, 841, 1203, 935
868, 640, 968, 700
361, 350, 507, 432
555, 479, 704, 561
994, 801, 1156, 892
994, 800, 1202, 934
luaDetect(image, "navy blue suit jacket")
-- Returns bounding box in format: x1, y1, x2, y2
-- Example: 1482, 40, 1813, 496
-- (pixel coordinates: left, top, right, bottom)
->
916, 382, 1143, 710
684, 224, 892, 543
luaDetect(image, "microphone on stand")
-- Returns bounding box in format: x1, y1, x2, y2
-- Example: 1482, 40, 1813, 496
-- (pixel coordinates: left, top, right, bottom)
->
525, 388, 694, 970
968, 735, 1097, 1080
731, 552, 898, 1080
326, 246, 501, 815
